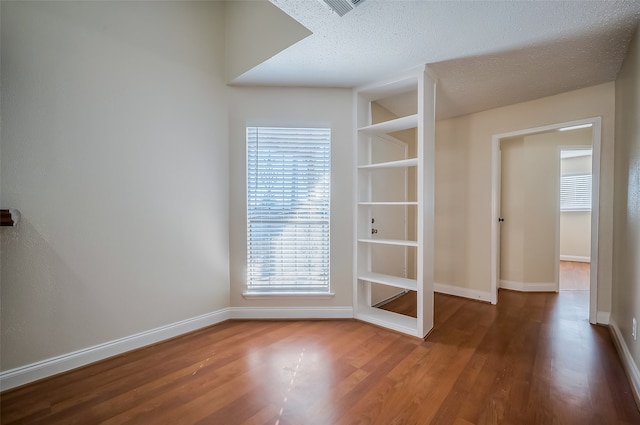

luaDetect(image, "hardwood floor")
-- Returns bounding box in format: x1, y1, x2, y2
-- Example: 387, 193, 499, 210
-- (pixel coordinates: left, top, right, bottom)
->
378, 290, 417, 318
560, 260, 590, 291
2, 291, 638, 425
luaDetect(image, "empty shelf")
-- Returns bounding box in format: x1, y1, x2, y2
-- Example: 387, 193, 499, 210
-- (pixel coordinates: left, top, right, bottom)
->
358, 158, 418, 169
358, 114, 418, 134
356, 307, 418, 337
358, 238, 418, 247
358, 201, 418, 206
358, 272, 417, 291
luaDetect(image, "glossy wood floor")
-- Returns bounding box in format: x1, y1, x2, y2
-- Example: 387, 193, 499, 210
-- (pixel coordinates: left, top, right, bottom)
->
559, 260, 590, 291
2, 291, 639, 425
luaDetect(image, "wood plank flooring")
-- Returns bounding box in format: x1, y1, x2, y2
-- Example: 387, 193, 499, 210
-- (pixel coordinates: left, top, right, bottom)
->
560, 260, 590, 291
379, 290, 417, 318
2, 291, 639, 425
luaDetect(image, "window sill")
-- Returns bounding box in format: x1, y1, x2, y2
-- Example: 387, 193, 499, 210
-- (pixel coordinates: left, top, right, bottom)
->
242, 291, 336, 300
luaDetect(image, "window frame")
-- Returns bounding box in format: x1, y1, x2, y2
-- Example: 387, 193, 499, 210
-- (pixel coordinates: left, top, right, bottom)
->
244, 126, 332, 297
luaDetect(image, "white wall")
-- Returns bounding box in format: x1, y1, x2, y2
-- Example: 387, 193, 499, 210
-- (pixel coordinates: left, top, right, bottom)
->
228, 87, 353, 308
436, 82, 615, 311
1, 1, 230, 371
562, 154, 592, 175
224, 0, 311, 82
612, 23, 640, 386
560, 212, 591, 260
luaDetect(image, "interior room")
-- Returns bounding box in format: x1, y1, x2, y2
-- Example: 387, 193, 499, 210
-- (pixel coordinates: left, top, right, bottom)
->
559, 145, 593, 292
499, 127, 593, 294
2, 1, 640, 423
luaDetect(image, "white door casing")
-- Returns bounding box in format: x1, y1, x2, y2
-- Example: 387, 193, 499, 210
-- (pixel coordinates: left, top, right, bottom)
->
491, 117, 601, 323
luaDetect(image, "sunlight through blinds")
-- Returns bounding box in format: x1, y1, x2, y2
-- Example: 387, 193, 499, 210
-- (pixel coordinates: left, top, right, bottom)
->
560, 173, 592, 211
246, 127, 331, 293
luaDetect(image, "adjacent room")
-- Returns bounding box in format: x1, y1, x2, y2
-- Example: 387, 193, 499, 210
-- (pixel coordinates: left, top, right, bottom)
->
2, 1, 640, 423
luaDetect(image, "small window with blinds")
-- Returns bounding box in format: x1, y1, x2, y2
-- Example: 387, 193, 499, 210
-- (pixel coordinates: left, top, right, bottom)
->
560, 173, 592, 211
246, 127, 331, 294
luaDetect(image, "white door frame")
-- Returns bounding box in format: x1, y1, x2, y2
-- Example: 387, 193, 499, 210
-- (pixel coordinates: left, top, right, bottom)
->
491, 117, 601, 324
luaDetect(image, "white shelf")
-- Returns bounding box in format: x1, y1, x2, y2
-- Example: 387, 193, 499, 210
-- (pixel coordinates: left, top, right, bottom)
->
358, 201, 418, 206
358, 238, 418, 247
358, 201, 418, 207
358, 158, 418, 169
358, 272, 417, 291
356, 307, 418, 337
358, 114, 418, 134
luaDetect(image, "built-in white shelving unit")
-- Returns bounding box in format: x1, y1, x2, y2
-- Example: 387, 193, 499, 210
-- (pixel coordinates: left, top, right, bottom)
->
353, 65, 437, 338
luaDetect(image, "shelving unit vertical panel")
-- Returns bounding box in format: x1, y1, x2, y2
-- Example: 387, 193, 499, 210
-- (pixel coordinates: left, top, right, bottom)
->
416, 68, 437, 338
353, 91, 372, 318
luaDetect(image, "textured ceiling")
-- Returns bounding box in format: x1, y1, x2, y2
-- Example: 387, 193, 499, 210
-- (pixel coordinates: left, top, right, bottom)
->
230, 0, 640, 120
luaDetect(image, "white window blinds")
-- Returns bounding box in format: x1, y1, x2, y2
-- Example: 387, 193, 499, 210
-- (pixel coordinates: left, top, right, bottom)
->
246, 127, 331, 293
560, 173, 592, 211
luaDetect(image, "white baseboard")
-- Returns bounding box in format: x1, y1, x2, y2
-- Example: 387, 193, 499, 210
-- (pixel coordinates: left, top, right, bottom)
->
230, 306, 353, 320
560, 255, 591, 263
609, 318, 640, 409
0, 308, 231, 391
434, 282, 492, 303
597, 311, 611, 325
499, 280, 557, 292
0, 306, 354, 391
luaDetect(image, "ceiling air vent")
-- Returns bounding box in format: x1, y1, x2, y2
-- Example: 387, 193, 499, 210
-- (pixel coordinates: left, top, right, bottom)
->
320, 0, 366, 17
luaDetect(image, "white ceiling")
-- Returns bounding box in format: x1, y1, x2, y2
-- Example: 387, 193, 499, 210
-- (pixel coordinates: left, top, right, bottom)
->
230, 0, 640, 120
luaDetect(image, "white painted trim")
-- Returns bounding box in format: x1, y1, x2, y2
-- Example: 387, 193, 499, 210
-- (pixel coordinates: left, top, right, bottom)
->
229, 306, 353, 320
242, 292, 336, 300
555, 145, 562, 294
596, 311, 610, 325
352, 87, 361, 320
589, 118, 602, 325
490, 135, 500, 305
499, 280, 557, 292
491, 117, 601, 323
609, 318, 640, 409
435, 282, 492, 303
0, 308, 231, 391
560, 255, 591, 263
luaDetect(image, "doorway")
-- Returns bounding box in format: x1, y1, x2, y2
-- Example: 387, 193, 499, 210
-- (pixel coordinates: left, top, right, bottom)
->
491, 118, 601, 324
559, 147, 593, 292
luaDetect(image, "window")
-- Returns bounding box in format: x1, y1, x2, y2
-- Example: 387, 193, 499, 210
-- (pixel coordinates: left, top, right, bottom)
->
246, 127, 331, 294
560, 173, 592, 211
